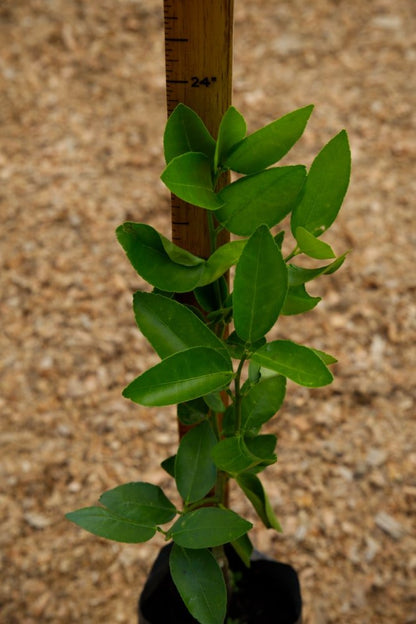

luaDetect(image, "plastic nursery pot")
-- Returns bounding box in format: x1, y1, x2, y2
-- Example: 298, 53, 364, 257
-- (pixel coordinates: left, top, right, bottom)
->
138, 543, 302, 624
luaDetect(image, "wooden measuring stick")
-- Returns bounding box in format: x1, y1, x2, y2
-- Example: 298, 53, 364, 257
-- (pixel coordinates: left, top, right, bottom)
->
163, 1, 234, 449
163, 0, 234, 258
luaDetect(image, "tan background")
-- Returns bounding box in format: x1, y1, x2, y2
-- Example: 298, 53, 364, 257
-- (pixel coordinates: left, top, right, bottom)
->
1, 0, 415, 622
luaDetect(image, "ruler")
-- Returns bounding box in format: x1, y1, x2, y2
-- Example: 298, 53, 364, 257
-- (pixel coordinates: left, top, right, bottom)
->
163, 0, 234, 258
163, 1, 234, 447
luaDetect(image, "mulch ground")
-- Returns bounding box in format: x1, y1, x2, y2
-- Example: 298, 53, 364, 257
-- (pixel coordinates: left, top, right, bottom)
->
1, 1, 415, 622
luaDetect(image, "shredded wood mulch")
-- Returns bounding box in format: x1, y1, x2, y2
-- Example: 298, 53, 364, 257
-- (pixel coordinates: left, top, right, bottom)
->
1, 1, 415, 622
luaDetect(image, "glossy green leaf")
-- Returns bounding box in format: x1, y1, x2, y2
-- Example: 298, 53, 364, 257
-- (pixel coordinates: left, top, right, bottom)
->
123, 347, 234, 406
295, 226, 335, 259
169, 508, 252, 548
177, 398, 209, 426
216, 166, 306, 236
234, 225, 288, 343
245, 434, 277, 463
274, 231, 285, 249
152, 288, 175, 299
214, 106, 247, 169
170, 545, 227, 624
175, 421, 217, 504
259, 366, 280, 380
161, 152, 223, 210
248, 360, 261, 384
211, 437, 251, 474
161, 455, 176, 478
224, 105, 314, 174
66, 507, 156, 543
240, 375, 286, 433
225, 332, 266, 360
164, 103, 215, 164
211, 435, 275, 475
281, 284, 321, 315
194, 277, 228, 312
219, 405, 236, 438
251, 340, 333, 387
237, 473, 282, 532
197, 239, 246, 286
231, 533, 253, 568
99, 482, 176, 525
161, 237, 205, 267
203, 392, 226, 413
225, 331, 246, 359
133, 292, 229, 360
291, 130, 351, 236
116, 223, 203, 292
117, 224, 246, 293
310, 348, 338, 365
288, 253, 348, 287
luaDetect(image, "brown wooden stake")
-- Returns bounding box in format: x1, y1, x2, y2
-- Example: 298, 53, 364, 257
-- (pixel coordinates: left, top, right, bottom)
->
163, 1, 234, 445
163, 0, 234, 258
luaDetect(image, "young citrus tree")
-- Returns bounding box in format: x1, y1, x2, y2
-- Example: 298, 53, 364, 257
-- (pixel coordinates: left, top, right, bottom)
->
67, 103, 350, 624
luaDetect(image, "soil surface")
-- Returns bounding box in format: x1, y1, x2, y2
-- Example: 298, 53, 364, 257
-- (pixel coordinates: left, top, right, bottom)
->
1, 1, 415, 623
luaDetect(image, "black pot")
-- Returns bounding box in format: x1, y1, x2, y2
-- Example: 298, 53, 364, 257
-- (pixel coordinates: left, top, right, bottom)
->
138, 544, 302, 624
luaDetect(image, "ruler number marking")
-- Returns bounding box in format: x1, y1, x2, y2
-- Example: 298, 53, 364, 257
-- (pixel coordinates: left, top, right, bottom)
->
191, 76, 217, 88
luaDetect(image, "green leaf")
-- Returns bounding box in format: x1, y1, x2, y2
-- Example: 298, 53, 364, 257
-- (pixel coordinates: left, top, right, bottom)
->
133, 292, 229, 360
224, 105, 314, 174
177, 398, 209, 426
259, 366, 281, 380
161, 455, 176, 478
66, 507, 156, 543
274, 231, 285, 249
211, 435, 275, 475
170, 545, 227, 624
215, 106, 247, 169
123, 347, 234, 406
310, 348, 338, 365
225, 332, 266, 360
194, 277, 228, 312
219, 405, 236, 438
295, 226, 335, 259
118, 225, 246, 295
281, 284, 321, 315
234, 225, 288, 343
231, 533, 253, 568
203, 392, 226, 413
245, 434, 277, 463
237, 474, 282, 532
161, 237, 205, 267
116, 223, 203, 292
197, 239, 246, 287
175, 421, 217, 504
251, 340, 333, 387
161, 152, 223, 210
225, 332, 246, 359
248, 361, 261, 384
169, 508, 252, 548
288, 253, 348, 287
152, 288, 175, 299
240, 375, 286, 434
216, 166, 306, 236
164, 103, 215, 164
99, 482, 176, 525
291, 130, 351, 236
